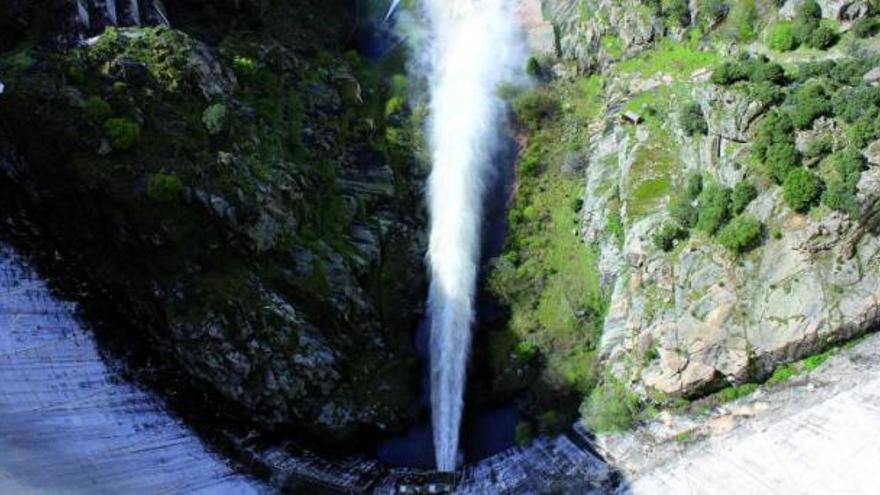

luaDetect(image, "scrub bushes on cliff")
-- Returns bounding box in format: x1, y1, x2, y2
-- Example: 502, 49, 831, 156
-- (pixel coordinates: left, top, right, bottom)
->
731, 180, 757, 214
822, 148, 863, 217
104, 118, 141, 150
808, 24, 837, 50
83, 96, 112, 122
783, 168, 822, 212
832, 86, 880, 123
695, 182, 732, 234
679, 102, 708, 135
513, 90, 560, 130
147, 173, 184, 202
717, 215, 763, 253
788, 81, 832, 130
793, 0, 822, 45
581, 376, 641, 432
852, 16, 880, 38
766, 22, 796, 51
654, 222, 689, 251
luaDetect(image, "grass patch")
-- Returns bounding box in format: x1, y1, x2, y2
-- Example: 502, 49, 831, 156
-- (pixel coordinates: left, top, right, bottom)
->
615, 38, 720, 78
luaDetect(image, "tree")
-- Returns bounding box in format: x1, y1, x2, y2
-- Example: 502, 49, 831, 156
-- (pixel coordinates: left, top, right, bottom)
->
696, 182, 732, 234
783, 168, 822, 212
731, 180, 758, 214
788, 81, 832, 130
766, 22, 796, 51
753, 110, 794, 161
717, 215, 763, 253
654, 222, 689, 251
680, 102, 708, 135
765, 142, 799, 184
808, 24, 837, 50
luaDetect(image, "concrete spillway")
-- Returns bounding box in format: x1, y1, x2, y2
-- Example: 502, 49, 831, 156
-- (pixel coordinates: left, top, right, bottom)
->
0, 244, 263, 494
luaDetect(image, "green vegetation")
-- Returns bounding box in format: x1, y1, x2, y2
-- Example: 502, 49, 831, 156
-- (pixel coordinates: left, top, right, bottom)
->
700, 0, 729, 25
765, 22, 796, 51
581, 376, 641, 432
783, 168, 822, 212
514, 422, 534, 445
83, 96, 112, 123
664, 0, 692, 28
615, 38, 719, 78
832, 86, 880, 123
852, 16, 879, 38
526, 56, 542, 78
654, 222, 689, 251
808, 24, 837, 50
731, 180, 757, 214
202, 103, 228, 135
793, 0, 822, 46
513, 90, 560, 131
788, 81, 832, 130
695, 182, 731, 234
713, 382, 758, 402
103, 118, 141, 150
729, 0, 759, 41
680, 102, 708, 135
822, 148, 863, 217
146, 173, 184, 202
711, 55, 785, 86
717, 214, 763, 253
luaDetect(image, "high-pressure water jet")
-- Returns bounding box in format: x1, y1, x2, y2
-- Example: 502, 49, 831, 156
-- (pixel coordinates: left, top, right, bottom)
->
422, 0, 523, 471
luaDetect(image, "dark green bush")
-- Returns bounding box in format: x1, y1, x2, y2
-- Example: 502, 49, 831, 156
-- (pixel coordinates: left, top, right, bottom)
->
696, 182, 732, 234
519, 142, 544, 176
666, 0, 691, 27
654, 222, 689, 251
753, 110, 794, 161
717, 214, 763, 253
793, 0, 822, 45
669, 192, 698, 227
83, 96, 112, 122
822, 179, 860, 217
766, 22, 796, 51
700, 0, 729, 25
147, 173, 184, 202
803, 135, 833, 159
526, 56, 542, 77
104, 118, 141, 150
808, 24, 837, 49
686, 173, 704, 199
833, 147, 864, 186
711, 57, 785, 86
765, 142, 800, 183
514, 422, 534, 445
788, 81, 832, 129
794, 60, 837, 83
852, 16, 879, 38
513, 90, 560, 130
731, 180, 758, 214
581, 377, 641, 432
680, 102, 708, 135
783, 168, 822, 212
746, 81, 785, 106
848, 108, 880, 148
832, 85, 880, 123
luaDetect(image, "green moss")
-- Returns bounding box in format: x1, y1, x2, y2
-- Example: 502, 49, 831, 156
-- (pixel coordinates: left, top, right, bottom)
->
713, 382, 758, 402
766, 363, 796, 385
202, 103, 228, 135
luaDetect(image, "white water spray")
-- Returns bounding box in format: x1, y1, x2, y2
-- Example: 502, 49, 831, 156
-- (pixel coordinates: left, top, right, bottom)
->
422, 0, 523, 471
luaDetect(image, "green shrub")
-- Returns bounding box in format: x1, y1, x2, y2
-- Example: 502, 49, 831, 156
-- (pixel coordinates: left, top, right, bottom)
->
526, 56, 542, 77
232, 55, 258, 78
731, 180, 758, 214
686, 173, 704, 199
700, 0, 729, 25
822, 147, 864, 217
103, 118, 141, 150
753, 110, 794, 161
730, 0, 758, 41
513, 90, 560, 130
519, 142, 544, 176
680, 102, 708, 135
766, 22, 796, 51
665, 0, 692, 27
669, 192, 698, 227
514, 422, 534, 445
202, 103, 228, 135
832, 85, 880, 123
803, 135, 833, 159
748, 58, 786, 85
793, 0, 822, 45
696, 182, 732, 234
783, 168, 822, 212
83, 96, 112, 122
766, 364, 796, 385
848, 109, 880, 148
852, 16, 879, 38
711, 61, 748, 85
808, 24, 837, 49
788, 81, 832, 129
147, 173, 184, 202
581, 376, 641, 432
654, 222, 689, 251
715, 382, 759, 401
717, 214, 763, 253
765, 142, 800, 183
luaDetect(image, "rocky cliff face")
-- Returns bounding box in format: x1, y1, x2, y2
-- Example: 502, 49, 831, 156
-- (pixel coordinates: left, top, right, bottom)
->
0, 0, 426, 442
492, 0, 880, 431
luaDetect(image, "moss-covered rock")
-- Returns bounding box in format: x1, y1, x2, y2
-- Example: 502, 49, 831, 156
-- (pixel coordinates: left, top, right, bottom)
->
0, 1, 427, 444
